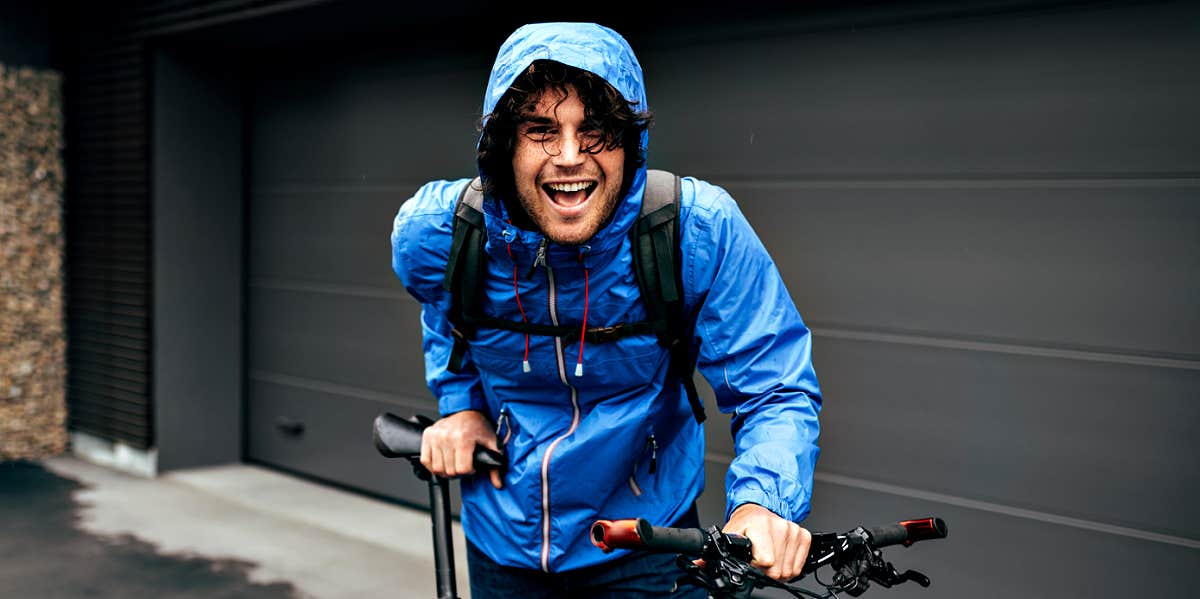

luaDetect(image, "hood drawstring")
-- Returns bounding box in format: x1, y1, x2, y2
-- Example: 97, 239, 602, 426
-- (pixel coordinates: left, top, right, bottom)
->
504, 226, 532, 373
576, 248, 590, 377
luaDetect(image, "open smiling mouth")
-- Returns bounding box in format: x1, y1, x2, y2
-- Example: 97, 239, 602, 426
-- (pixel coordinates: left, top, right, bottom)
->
543, 181, 598, 210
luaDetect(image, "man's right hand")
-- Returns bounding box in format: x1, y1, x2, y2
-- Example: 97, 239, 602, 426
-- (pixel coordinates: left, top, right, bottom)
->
419, 410, 504, 489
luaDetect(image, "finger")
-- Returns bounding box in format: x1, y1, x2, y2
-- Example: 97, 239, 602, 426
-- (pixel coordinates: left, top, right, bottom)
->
419, 430, 433, 472
747, 530, 777, 576
453, 432, 475, 477
763, 522, 791, 580
489, 468, 504, 490
789, 527, 812, 581
440, 442, 458, 477
779, 523, 802, 580
429, 430, 451, 476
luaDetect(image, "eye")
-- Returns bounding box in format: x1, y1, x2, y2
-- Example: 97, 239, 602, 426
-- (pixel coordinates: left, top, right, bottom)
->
522, 125, 557, 142
579, 126, 608, 153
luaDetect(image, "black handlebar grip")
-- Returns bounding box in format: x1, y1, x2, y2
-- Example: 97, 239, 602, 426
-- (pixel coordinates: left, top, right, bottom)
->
473, 446, 507, 470
373, 412, 507, 472
635, 518, 707, 555
373, 412, 425, 458
866, 517, 948, 548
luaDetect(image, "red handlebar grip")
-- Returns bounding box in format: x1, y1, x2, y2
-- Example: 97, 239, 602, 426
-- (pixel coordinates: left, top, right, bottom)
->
590, 519, 645, 553
899, 517, 948, 546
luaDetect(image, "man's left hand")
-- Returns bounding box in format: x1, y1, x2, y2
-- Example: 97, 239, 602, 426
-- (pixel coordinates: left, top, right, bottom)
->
722, 503, 812, 581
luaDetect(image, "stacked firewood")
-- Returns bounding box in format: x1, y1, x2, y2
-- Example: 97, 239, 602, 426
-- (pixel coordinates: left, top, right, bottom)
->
0, 63, 67, 460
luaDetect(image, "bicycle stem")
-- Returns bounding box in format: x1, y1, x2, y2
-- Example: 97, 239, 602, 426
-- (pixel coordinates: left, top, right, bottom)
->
428, 475, 458, 599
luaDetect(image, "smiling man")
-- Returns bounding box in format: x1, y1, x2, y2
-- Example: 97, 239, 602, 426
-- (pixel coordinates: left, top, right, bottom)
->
510, 86, 625, 245
391, 23, 822, 598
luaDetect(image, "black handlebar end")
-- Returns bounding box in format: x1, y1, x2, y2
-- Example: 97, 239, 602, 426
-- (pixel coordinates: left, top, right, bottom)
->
636, 518, 708, 555
866, 517, 948, 548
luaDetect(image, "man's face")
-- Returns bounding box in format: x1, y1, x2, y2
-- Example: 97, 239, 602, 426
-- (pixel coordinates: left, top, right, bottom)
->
511, 86, 625, 246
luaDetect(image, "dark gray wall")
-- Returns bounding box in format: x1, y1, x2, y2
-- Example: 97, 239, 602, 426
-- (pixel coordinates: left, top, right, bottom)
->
236, 0, 1199, 595
0, 3, 53, 68
152, 48, 244, 471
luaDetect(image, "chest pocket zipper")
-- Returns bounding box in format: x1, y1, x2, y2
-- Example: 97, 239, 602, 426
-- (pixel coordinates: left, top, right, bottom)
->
628, 432, 658, 497
496, 405, 515, 445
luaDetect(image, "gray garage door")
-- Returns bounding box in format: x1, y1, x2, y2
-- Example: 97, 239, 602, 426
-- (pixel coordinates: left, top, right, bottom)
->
245, 3, 1199, 596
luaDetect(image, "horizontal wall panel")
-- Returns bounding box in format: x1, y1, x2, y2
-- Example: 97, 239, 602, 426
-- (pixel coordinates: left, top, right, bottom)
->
248, 188, 418, 290
248, 287, 428, 400
708, 335, 1198, 541
647, 2, 1200, 179
699, 459, 1199, 598
246, 378, 443, 509
249, 54, 484, 185
722, 181, 1200, 358
800, 476, 1197, 598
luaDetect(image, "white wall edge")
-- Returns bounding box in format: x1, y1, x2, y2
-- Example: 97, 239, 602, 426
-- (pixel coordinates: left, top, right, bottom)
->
70, 431, 158, 478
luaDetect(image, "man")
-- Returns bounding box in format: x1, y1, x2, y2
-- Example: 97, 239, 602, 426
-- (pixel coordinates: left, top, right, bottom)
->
391, 22, 821, 597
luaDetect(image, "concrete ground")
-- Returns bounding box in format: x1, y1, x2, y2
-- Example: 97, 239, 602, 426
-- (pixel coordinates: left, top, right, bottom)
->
1, 456, 468, 599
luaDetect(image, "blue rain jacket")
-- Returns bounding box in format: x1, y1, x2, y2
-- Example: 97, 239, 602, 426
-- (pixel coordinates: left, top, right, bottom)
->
391, 23, 821, 573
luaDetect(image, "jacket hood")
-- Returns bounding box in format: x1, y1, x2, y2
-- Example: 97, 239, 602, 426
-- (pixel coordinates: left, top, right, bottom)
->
478, 22, 649, 265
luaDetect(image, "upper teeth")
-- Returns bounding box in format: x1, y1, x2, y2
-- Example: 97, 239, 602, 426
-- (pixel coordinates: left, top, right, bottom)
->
548, 182, 591, 192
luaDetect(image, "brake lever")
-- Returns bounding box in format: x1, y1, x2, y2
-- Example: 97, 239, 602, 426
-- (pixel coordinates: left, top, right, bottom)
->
903, 569, 931, 587
865, 557, 930, 589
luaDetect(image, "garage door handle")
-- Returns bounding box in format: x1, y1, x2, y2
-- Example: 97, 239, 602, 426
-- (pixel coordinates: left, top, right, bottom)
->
276, 417, 306, 437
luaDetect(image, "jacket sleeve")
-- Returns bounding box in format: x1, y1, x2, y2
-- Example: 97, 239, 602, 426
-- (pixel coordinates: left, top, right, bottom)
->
684, 179, 823, 523
391, 179, 488, 416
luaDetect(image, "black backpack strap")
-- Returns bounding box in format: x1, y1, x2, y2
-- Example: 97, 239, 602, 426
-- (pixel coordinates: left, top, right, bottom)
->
443, 178, 486, 374
634, 170, 705, 424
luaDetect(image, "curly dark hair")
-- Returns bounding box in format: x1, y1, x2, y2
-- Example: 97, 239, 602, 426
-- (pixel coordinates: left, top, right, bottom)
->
476, 60, 653, 217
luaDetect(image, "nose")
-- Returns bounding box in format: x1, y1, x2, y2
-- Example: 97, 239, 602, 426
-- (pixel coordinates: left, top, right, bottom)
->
550, 130, 587, 168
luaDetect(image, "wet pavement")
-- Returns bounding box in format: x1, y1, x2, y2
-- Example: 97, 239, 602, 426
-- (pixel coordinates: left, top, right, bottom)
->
0, 457, 468, 599
0, 460, 299, 599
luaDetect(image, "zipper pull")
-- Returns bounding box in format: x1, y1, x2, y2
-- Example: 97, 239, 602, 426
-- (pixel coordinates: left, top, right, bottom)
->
495, 407, 507, 435
496, 406, 512, 444
527, 237, 549, 279
648, 434, 658, 475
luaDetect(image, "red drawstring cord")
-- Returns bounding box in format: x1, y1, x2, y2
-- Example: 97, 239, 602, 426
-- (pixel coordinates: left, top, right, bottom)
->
505, 235, 531, 373
576, 250, 590, 377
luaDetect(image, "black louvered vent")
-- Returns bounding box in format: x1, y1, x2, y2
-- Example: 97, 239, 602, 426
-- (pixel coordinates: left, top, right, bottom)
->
62, 0, 328, 449
63, 14, 152, 448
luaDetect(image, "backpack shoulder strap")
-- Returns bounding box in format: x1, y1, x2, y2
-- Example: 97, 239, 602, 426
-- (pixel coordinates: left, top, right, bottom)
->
633, 170, 705, 423
443, 178, 486, 374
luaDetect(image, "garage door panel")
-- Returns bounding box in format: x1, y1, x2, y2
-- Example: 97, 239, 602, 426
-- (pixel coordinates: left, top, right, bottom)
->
647, 4, 1200, 178
702, 460, 1197, 599
779, 336, 1198, 541
248, 287, 430, 400
249, 187, 421, 290
800, 478, 1198, 599
250, 59, 483, 186
721, 181, 1200, 358
246, 377, 447, 509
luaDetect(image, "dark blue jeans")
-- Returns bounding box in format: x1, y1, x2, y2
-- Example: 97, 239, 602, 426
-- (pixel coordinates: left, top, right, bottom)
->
466, 507, 708, 598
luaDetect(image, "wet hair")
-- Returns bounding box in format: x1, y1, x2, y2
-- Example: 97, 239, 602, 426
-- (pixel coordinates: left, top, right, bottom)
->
476, 59, 653, 209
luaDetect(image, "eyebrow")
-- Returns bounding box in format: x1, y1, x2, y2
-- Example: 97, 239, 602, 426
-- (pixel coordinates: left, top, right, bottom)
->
518, 116, 555, 126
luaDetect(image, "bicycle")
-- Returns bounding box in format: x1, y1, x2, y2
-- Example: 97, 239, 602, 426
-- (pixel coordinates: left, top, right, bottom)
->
374, 411, 947, 599
591, 515, 947, 598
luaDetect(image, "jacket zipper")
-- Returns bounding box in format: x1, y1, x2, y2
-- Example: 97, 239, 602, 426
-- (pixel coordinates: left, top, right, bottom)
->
496, 405, 513, 445
628, 432, 657, 497
539, 256, 581, 572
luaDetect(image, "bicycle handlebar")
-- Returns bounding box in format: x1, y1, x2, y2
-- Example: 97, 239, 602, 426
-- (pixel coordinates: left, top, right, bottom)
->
592, 518, 713, 554
591, 516, 947, 598
372, 412, 506, 471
